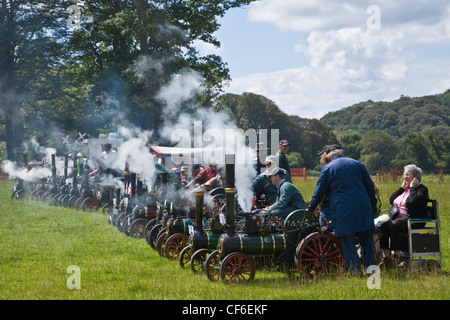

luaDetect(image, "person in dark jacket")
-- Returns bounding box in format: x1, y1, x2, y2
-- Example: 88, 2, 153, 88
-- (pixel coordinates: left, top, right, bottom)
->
307, 144, 378, 275
276, 140, 292, 182
252, 155, 278, 206
378, 164, 429, 268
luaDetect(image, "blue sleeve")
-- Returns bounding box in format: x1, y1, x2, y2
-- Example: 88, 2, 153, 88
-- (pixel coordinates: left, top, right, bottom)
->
360, 162, 376, 210
308, 167, 329, 212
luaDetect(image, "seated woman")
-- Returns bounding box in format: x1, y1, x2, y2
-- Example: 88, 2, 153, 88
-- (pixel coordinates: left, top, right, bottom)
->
379, 164, 429, 267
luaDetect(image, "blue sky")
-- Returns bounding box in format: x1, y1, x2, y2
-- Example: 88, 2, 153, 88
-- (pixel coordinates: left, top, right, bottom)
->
203, 0, 450, 119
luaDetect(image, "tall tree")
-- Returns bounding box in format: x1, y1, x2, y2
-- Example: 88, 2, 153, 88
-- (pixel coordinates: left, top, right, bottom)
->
0, 0, 73, 162
68, 0, 256, 132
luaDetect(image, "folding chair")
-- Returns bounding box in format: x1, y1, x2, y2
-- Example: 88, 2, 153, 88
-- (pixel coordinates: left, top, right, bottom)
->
407, 199, 442, 270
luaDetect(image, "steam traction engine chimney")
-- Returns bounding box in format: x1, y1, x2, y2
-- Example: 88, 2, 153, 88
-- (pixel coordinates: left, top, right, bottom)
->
225, 154, 235, 236
64, 155, 68, 181
50, 154, 58, 193
195, 190, 205, 234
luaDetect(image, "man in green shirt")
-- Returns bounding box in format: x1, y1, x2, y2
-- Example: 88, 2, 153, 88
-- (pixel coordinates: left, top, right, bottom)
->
265, 167, 306, 220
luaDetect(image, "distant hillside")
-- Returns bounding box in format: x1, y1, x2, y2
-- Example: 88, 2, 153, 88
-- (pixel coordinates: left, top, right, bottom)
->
320, 90, 450, 138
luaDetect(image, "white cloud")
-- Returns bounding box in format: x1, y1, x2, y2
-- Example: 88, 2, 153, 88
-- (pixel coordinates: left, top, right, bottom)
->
192, 39, 224, 56
224, 0, 450, 119
248, 0, 450, 43
227, 27, 409, 119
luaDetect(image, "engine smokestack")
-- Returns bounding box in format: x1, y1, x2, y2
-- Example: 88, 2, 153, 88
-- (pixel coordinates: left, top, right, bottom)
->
195, 190, 205, 234
225, 154, 235, 235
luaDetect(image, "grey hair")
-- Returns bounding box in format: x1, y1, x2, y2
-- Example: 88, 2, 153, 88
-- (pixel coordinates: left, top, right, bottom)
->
327, 149, 343, 160
404, 164, 422, 181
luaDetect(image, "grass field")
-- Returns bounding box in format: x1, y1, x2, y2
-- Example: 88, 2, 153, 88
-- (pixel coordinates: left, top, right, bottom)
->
0, 176, 448, 301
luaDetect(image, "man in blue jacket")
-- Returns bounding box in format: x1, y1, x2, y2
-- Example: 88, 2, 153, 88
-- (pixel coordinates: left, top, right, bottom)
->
307, 145, 377, 275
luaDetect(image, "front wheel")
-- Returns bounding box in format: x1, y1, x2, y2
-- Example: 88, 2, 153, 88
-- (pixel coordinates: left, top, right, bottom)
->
164, 233, 189, 260
190, 248, 212, 274
220, 252, 255, 284
205, 250, 221, 282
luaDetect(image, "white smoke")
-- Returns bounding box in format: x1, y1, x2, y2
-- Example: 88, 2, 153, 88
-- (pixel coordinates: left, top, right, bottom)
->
156, 69, 257, 212
0, 138, 68, 182
1, 160, 51, 182
111, 126, 156, 186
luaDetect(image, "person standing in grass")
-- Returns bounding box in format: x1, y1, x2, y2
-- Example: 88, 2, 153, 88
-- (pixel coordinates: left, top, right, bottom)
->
276, 140, 292, 182
307, 144, 378, 276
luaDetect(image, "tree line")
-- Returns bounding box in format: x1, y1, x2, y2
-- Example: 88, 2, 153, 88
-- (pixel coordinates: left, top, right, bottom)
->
0, 0, 256, 163
1, 1, 449, 175
321, 92, 450, 173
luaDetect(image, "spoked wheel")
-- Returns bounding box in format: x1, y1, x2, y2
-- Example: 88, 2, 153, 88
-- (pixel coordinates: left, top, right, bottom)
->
220, 252, 255, 284
68, 195, 80, 208
144, 219, 158, 244
164, 233, 189, 260
205, 250, 221, 282
147, 222, 162, 249
190, 248, 212, 274
102, 203, 112, 215
156, 233, 167, 257
82, 197, 100, 212
179, 246, 193, 269
74, 197, 83, 210
36, 190, 46, 200
129, 218, 148, 238
116, 213, 129, 232
295, 232, 344, 278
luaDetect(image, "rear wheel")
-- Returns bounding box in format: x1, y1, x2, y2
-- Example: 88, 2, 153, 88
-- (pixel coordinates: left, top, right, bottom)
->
82, 197, 99, 212
295, 232, 344, 278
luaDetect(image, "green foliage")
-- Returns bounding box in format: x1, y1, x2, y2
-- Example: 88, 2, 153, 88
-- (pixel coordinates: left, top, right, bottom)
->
322, 92, 450, 173
321, 93, 450, 139
0, 0, 257, 159
359, 130, 398, 172
214, 93, 339, 169
286, 152, 304, 168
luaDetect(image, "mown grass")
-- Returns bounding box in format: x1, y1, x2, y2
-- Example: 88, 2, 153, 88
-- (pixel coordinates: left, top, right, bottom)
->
0, 177, 448, 300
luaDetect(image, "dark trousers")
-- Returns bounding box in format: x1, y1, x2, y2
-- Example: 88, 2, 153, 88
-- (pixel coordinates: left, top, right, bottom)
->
338, 228, 377, 275
379, 216, 408, 252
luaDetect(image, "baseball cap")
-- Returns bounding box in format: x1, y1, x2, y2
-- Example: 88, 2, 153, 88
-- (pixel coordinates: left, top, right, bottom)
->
279, 140, 290, 146
268, 167, 287, 176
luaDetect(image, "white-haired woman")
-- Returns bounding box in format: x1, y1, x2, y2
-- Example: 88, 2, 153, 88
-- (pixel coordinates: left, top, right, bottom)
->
379, 164, 429, 267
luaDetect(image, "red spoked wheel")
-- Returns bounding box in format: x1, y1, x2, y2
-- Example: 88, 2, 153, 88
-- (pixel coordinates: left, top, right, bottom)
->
179, 246, 193, 269
295, 232, 344, 278
205, 250, 221, 282
82, 197, 100, 212
164, 233, 189, 260
190, 248, 212, 274
156, 233, 168, 257
220, 252, 255, 284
